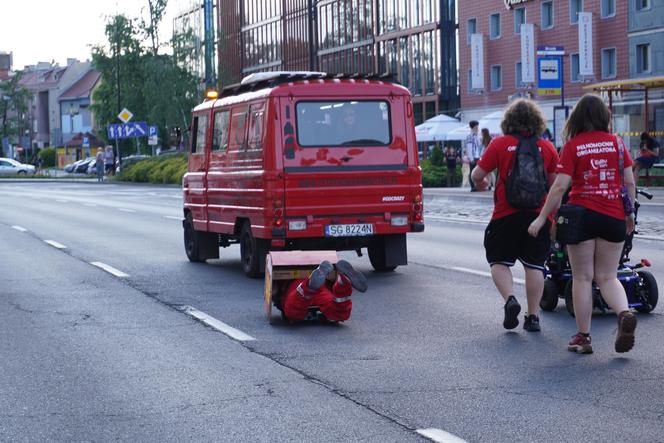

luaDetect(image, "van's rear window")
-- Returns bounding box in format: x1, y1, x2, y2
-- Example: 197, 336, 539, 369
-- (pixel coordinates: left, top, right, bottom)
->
296, 101, 391, 147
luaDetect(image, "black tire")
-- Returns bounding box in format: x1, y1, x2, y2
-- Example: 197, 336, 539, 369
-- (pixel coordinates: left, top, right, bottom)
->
184, 213, 205, 262
17, 170, 26, 175
240, 222, 265, 278
563, 280, 575, 317
635, 271, 658, 313
540, 279, 559, 311
368, 240, 397, 272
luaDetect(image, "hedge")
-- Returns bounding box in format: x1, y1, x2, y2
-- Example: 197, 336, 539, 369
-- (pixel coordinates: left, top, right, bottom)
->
117, 153, 187, 184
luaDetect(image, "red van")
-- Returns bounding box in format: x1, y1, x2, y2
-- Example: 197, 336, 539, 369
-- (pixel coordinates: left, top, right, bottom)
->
182, 72, 424, 277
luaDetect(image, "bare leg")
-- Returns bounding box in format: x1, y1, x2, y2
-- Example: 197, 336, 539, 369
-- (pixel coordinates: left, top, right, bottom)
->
490, 264, 513, 302
567, 240, 596, 334
632, 161, 641, 185
524, 267, 544, 316
593, 238, 629, 314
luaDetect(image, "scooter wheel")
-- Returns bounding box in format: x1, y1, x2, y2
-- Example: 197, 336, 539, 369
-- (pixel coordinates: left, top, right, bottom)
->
563, 280, 575, 317
635, 271, 658, 313
540, 279, 560, 311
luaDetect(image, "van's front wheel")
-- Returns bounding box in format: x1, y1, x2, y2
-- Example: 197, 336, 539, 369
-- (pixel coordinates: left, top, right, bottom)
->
240, 222, 265, 278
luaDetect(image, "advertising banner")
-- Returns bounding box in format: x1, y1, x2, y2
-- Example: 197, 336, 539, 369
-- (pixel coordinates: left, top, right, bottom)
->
578, 12, 593, 76
470, 34, 485, 90
520, 24, 535, 83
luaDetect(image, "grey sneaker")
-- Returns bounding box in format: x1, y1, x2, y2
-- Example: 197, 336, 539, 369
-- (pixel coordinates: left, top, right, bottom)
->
334, 260, 368, 293
307, 261, 334, 291
503, 295, 521, 330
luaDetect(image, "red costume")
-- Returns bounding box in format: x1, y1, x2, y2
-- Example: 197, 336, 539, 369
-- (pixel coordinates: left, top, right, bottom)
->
281, 273, 354, 322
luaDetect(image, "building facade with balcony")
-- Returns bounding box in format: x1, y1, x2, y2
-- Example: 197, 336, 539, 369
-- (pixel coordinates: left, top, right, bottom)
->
218, 0, 458, 123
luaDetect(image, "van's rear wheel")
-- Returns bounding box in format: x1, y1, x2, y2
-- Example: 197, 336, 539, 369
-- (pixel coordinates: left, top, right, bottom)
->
240, 222, 265, 278
368, 239, 397, 272
184, 213, 204, 262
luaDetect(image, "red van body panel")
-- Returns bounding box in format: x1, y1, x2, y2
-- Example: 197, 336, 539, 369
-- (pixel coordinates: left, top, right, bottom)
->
183, 78, 423, 276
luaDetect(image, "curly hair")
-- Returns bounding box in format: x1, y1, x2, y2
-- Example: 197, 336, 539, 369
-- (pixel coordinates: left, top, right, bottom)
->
500, 99, 546, 137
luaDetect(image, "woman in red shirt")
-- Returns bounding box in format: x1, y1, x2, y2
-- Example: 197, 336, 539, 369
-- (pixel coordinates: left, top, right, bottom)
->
528, 94, 637, 354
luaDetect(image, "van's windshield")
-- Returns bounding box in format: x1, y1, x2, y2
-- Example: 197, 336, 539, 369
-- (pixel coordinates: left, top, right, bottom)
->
296, 101, 391, 147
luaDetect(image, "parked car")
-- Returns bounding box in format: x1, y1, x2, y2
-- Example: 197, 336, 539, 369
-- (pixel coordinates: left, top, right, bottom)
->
75, 157, 96, 173
0, 157, 36, 175
64, 158, 85, 173
116, 154, 150, 173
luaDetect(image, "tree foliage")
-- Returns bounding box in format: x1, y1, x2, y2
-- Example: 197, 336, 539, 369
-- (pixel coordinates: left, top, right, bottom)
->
0, 72, 32, 156
91, 3, 201, 158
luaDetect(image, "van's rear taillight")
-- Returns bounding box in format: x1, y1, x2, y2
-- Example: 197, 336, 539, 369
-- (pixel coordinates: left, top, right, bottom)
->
273, 199, 284, 227
413, 194, 423, 222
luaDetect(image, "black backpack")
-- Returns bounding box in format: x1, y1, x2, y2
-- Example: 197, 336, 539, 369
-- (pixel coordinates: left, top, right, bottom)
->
505, 135, 548, 209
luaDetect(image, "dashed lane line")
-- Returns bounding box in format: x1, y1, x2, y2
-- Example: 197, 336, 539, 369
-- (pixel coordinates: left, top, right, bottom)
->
11, 225, 28, 232
55, 199, 69, 203
118, 208, 136, 213
411, 262, 526, 286
180, 306, 256, 342
84, 203, 97, 207
90, 262, 130, 278
164, 215, 182, 220
44, 240, 67, 249
416, 428, 468, 443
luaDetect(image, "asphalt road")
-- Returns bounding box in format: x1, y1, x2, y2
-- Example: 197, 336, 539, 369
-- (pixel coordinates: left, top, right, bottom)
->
1, 181, 663, 442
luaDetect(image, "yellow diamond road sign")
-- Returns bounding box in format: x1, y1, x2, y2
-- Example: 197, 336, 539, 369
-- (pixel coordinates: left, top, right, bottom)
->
118, 108, 133, 123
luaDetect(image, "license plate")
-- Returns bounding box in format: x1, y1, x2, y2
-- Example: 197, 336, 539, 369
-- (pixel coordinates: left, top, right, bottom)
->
325, 223, 374, 237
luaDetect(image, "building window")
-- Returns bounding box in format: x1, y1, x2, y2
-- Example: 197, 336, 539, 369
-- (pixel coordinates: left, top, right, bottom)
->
467, 18, 476, 44
636, 43, 650, 73
570, 0, 583, 24
635, 0, 650, 11
515, 62, 524, 87
491, 65, 502, 90
601, 48, 617, 79
490, 13, 501, 39
541, 1, 554, 29
570, 53, 580, 82
601, 0, 616, 18
514, 8, 526, 34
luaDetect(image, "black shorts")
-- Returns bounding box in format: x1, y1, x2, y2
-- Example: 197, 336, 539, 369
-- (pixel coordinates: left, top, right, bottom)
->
573, 208, 626, 244
484, 212, 551, 271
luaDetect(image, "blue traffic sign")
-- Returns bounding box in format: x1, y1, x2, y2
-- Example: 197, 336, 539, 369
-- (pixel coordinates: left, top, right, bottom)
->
537, 56, 562, 96
82, 136, 90, 147
107, 122, 149, 140
149, 125, 158, 136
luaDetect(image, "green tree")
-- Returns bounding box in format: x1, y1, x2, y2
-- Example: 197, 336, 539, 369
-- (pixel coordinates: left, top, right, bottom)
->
0, 72, 32, 156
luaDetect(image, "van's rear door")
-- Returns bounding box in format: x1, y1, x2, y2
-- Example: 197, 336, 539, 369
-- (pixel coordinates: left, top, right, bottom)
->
281, 96, 416, 236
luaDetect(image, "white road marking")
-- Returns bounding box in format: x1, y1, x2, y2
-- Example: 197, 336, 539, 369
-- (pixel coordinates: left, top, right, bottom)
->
118, 208, 136, 213
11, 225, 28, 232
180, 306, 256, 342
90, 262, 130, 278
84, 203, 97, 207
164, 215, 182, 220
44, 240, 67, 249
56, 199, 68, 203
416, 428, 468, 443
423, 264, 525, 286
425, 215, 487, 226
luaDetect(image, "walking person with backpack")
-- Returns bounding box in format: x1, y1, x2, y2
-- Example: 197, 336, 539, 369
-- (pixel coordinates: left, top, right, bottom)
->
471, 99, 558, 332
528, 94, 638, 354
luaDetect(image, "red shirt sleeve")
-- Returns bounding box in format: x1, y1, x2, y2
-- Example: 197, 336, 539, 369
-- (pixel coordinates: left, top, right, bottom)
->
557, 140, 575, 176
477, 138, 499, 173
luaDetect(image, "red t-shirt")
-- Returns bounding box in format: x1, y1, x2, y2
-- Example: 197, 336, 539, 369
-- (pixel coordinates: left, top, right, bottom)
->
558, 131, 633, 220
478, 135, 559, 220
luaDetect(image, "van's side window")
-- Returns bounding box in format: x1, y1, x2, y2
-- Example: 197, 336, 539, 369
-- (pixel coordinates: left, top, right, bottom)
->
229, 108, 247, 152
212, 110, 230, 152
247, 102, 265, 151
194, 115, 208, 155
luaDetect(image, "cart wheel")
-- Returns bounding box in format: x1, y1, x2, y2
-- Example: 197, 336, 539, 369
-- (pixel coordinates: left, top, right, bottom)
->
564, 280, 575, 317
635, 271, 658, 313
540, 279, 559, 311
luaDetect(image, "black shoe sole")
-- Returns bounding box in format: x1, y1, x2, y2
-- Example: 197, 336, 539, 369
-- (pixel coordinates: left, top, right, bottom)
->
615, 313, 637, 353
335, 260, 368, 293
308, 261, 333, 291
503, 299, 521, 330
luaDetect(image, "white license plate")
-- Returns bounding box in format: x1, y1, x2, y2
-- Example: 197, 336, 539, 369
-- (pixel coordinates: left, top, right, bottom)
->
325, 223, 374, 237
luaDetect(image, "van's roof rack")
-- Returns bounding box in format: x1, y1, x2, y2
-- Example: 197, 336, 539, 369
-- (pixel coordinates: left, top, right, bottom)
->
219, 72, 398, 98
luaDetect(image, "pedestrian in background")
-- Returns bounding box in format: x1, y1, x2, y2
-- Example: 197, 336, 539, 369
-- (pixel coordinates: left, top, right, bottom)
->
471, 99, 558, 332
95, 148, 105, 182
465, 120, 482, 191
461, 153, 471, 188
480, 128, 495, 191
104, 146, 115, 176
528, 94, 637, 354
632, 131, 660, 184
445, 146, 458, 187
